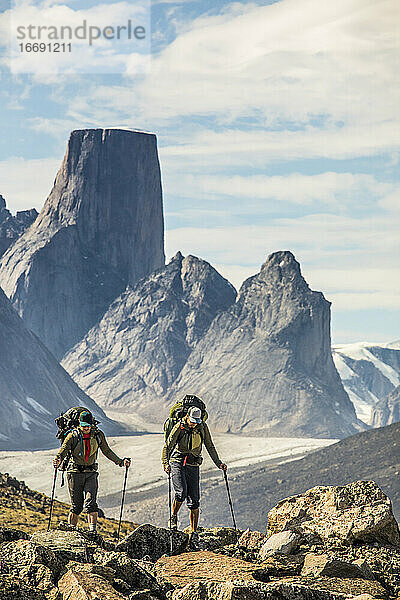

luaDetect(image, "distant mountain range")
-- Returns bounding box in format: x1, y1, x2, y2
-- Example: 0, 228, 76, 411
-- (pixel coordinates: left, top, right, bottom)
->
332, 342, 400, 425
0, 129, 398, 449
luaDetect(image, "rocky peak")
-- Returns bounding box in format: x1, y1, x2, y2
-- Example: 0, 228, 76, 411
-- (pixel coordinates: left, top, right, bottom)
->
0, 195, 38, 257
62, 253, 236, 410
0, 129, 165, 358
170, 251, 362, 437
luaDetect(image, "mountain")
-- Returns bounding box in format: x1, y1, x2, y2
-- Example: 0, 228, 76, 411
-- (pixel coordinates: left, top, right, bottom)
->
332, 342, 400, 425
372, 384, 400, 427
62, 252, 236, 411
0, 129, 165, 359
169, 251, 364, 438
0, 285, 124, 451
0, 194, 38, 257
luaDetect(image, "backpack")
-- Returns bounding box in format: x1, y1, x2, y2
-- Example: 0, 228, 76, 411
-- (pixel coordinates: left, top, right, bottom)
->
163, 395, 208, 441
54, 407, 101, 484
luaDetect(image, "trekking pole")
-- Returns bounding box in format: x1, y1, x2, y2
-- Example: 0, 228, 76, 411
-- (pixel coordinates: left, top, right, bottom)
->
47, 467, 58, 531
117, 459, 130, 541
168, 470, 173, 555
223, 470, 239, 540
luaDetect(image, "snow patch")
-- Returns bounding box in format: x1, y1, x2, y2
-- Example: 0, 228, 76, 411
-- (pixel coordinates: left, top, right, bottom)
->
26, 397, 51, 415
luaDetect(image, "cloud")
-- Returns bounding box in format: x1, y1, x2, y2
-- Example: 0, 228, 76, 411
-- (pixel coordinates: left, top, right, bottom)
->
0, 156, 60, 212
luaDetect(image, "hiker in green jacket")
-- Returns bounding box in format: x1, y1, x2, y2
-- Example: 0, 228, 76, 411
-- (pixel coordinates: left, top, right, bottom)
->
53, 411, 130, 534
162, 406, 227, 547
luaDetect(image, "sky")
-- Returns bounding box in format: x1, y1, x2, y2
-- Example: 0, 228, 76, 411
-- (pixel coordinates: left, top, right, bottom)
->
0, 0, 399, 344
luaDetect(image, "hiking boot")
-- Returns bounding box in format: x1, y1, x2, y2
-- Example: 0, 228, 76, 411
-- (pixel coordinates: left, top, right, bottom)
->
188, 531, 200, 551
168, 515, 178, 530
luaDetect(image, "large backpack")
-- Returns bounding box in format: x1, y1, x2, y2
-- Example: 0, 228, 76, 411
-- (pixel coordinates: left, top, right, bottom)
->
54, 407, 101, 484
163, 395, 208, 441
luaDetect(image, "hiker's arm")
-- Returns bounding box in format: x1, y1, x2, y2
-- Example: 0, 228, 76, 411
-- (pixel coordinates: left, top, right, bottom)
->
203, 424, 224, 468
162, 424, 181, 468
98, 431, 124, 466
54, 433, 74, 465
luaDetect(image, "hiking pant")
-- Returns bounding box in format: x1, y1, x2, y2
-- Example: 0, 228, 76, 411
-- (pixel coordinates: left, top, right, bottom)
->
66, 471, 98, 514
171, 462, 200, 510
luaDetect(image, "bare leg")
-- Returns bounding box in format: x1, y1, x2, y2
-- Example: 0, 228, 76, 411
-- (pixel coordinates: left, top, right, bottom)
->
172, 500, 182, 516
189, 508, 199, 533
68, 512, 78, 526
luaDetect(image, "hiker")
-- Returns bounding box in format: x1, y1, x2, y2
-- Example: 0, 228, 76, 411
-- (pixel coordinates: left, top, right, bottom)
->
52, 410, 130, 535
162, 404, 227, 548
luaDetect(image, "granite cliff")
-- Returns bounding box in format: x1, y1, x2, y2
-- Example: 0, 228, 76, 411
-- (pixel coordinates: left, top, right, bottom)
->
62, 252, 236, 411
170, 251, 364, 438
0, 285, 123, 450
372, 384, 400, 427
0, 129, 165, 359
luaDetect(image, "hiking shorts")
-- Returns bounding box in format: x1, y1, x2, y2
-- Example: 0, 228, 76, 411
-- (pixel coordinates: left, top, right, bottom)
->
66, 471, 99, 515
171, 462, 200, 510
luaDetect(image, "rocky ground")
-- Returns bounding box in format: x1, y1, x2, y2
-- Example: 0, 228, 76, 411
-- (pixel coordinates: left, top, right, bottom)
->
0, 477, 399, 599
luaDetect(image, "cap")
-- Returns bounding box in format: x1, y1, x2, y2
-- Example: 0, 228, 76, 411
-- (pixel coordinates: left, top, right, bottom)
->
188, 407, 202, 424
79, 411, 93, 427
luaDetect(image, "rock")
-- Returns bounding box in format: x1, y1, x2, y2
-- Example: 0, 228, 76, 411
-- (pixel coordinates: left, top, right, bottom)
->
129, 592, 161, 600
92, 548, 162, 592
183, 527, 239, 552
0, 129, 165, 359
266, 577, 387, 599
258, 531, 300, 558
31, 530, 88, 563
62, 253, 236, 411
238, 529, 266, 551
154, 550, 269, 588
266, 480, 400, 547
352, 558, 375, 580
259, 554, 303, 577
301, 553, 372, 579
372, 384, 400, 427
0, 575, 46, 600
58, 568, 126, 600
172, 581, 269, 600
0, 194, 38, 257
0, 285, 122, 451
170, 251, 363, 438
18, 565, 60, 600
0, 539, 60, 576
116, 524, 188, 561
65, 560, 116, 580
0, 526, 29, 543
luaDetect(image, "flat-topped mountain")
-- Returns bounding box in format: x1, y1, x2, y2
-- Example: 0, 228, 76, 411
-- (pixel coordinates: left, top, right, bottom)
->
0, 129, 165, 359
170, 251, 365, 438
62, 252, 236, 411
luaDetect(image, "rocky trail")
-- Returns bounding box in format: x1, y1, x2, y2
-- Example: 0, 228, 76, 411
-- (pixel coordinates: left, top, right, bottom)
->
1, 476, 399, 599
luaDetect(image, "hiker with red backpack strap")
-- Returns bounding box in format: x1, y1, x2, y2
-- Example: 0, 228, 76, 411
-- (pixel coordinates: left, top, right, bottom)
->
52, 408, 131, 536
162, 395, 227, 549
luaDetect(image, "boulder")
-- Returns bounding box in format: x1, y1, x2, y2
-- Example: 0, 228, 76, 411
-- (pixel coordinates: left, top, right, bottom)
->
0, 575, 46, 600
260, 554, 303, 577
258, 531, 300, 558
64, 561, 116, 581
238, 529, 266, 551
183, 527, 239, 551
116, 524, 188, 561
18, 564, 60, 600
58, 569, 126, 600
172, 581, 269, 600
266, 480, 400, 546
0, 527, 29, 543
31, 530, 88, 563
92, 548, 162, 592
301, 553, 373, 579
0, 539, 60, 576
266, 576, 387, 599
129, 592, 161, 600
155, 550, 269, 588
